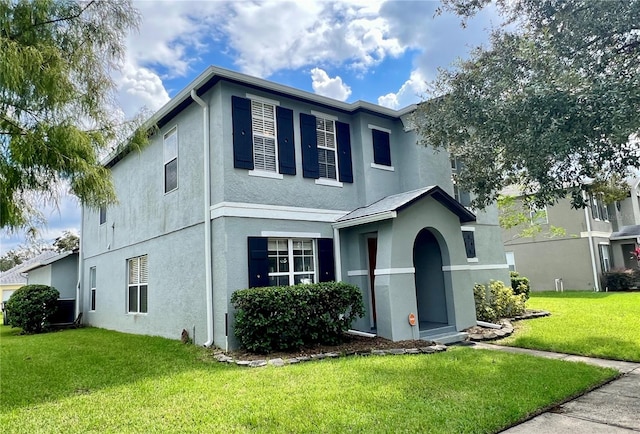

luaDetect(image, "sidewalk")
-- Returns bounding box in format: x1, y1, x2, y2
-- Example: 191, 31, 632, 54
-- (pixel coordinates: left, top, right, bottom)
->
470, 342, 640, 433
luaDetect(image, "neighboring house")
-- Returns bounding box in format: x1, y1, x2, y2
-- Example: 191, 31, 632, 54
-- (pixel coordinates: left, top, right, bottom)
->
0, 250, 59, 302
80, 66, 510, 349
21, 250, 79, 325
501, 179, 640, 291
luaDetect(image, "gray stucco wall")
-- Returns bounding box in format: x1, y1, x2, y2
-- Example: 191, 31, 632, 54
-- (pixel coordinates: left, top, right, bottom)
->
82, 76, 510, 348
50, 254, 78, 299
26, 266, 51, 287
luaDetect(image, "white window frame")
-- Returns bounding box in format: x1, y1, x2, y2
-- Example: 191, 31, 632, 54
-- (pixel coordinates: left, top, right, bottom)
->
127, 255, 148, 314
590, 194, 609, 221
505, 252, 516, 272
89, 267, 97, 311
164, 127, 178, 193
450, 157, 461, 202
529, 205, 549, 224
314, 113, 339, 181
267, 238, 317, 286
248, 96, 280, 176
598, 243, 611, 273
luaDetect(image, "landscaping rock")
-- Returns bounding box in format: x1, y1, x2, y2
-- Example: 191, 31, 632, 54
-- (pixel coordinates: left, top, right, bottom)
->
249, 360, 267, 368
371, 349, 386, 356
269, 358, 284, 367
387, 348, 406, 355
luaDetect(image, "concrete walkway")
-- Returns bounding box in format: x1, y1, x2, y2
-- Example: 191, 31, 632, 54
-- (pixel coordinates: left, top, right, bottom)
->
470, 342, 640, 433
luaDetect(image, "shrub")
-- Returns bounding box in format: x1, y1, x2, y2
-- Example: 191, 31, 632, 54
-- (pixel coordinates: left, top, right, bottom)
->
510, 271, 531, 300
231, 282, 365, 353
5, 285, 60, 333
473, 280, 526, 322
603, 269, 640, 291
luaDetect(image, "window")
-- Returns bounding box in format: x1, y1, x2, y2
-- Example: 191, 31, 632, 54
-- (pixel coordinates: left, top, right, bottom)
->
99, 206, 106, 225
451, 158, 471, 206
590, 194, 609, 221
127, 255, 148, 313
164, 127, 178, 193
268, 239, 316, 286
251, 99, 278, 172
529, 205, 549, 224
316, 117, 338, 180
462, 230, 476, 258
89, 267, 97, 311
371, 126, 392, 167
599, 244, 611, 273
505, 252, 516, 272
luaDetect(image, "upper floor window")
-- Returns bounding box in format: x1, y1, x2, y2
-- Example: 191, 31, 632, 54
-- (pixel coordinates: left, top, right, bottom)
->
164, 127, 178, 193
316, 116, 338, 180
127, 255, 148, 313
450, 157, 471, 207
370, 126, 392, 168
590, 194, 609, 221
529, 204, 549, 224
99, 206, 106, 225
251, 99, 278, 173
232, 96, 295, 177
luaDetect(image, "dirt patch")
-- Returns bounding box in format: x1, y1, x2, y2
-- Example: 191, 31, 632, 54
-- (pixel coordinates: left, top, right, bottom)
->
222, 334, 435, 361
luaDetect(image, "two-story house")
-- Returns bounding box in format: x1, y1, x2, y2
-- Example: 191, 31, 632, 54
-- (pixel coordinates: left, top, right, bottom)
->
502, 179, 640, 292
80, 66, 510, 349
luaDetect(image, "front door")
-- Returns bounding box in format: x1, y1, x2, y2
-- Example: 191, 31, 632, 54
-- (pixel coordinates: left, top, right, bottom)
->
413, 229, 448, 327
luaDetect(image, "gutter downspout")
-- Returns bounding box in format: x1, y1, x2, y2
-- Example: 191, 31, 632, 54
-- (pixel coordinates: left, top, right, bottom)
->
583, 191, 600, 291
191, 89, 214, 347
333, 226, 342, 282
76, 207, 83, 319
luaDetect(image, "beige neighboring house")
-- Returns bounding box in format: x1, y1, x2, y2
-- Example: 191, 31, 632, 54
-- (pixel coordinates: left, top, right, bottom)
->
0, 250, 59, 302
501, 179, 640, 291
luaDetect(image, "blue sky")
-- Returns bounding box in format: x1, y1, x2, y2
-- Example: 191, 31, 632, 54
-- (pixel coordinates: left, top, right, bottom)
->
1, 0, 500, 253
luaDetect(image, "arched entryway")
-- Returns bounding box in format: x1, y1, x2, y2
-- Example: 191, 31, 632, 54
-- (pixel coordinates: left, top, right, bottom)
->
413, 228, 448, 329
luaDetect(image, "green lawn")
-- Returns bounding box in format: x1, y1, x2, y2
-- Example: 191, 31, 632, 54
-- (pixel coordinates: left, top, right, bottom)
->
500, 291, 640, 362
0, 326, 616, 433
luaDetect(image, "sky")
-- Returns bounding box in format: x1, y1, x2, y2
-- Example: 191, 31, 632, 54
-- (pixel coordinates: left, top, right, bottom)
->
1, 0, 501, 254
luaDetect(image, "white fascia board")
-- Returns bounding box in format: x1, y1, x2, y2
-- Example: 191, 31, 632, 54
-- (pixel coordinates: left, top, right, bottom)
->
580, 231, 612, 239
332, 211, 398, 229
210, 202, 349, 222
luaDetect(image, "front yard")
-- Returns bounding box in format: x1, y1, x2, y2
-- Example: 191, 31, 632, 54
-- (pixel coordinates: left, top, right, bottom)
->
0, 326, 615, 433
499, 291, 640, 362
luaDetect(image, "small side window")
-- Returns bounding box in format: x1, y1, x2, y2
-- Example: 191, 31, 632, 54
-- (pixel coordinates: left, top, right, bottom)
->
99, 206, 106, 225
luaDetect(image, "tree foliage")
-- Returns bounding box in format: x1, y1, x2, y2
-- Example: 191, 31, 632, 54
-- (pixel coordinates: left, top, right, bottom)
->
53, 229, 78, 252
416, 0, 640, 209
0, 0, 147, 231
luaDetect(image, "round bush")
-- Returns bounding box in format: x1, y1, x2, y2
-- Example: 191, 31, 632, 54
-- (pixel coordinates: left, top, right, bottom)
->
5, 284, 60, 333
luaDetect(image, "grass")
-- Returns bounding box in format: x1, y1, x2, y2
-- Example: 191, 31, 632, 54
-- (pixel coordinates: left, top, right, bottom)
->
500, 291, 640, 362
0, 326, 617, 433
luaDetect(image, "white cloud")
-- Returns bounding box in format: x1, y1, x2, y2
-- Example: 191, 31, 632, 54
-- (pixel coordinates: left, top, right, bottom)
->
310, 68, 352, 101
378, 69, 427, 109
219, 1, 406, 77
115, 62, 170, 118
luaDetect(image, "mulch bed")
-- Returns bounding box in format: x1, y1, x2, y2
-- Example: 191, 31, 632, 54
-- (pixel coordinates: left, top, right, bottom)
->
223, 334, 435, 362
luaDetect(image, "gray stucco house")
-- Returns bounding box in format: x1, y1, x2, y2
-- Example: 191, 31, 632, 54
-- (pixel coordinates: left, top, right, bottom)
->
501, 179, 640, 291
80, 66, 510, 349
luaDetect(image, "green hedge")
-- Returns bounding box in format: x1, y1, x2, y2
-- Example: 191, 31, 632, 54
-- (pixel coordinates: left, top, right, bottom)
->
5, 284, 60, 333
473, 280, 526, 323
230, 282, 365, 353
602, 269, 640, 291
510, 271, 531, 301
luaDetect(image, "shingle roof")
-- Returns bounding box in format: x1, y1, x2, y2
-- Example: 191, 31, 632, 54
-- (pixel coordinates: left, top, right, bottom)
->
610, 225, 640, 240
335, 185, 476, 227
0, 250, 58, 285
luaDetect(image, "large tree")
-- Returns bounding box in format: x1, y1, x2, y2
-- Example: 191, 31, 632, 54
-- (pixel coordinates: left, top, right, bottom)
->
415, 0, 640, 208
1, 0, 147, 231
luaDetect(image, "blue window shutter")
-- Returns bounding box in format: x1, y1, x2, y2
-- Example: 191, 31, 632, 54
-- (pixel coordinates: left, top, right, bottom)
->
336, 121, 353, 183
247, 237, 269, 288
276, 106, 296, 175
462, 231, 476, 258
372, 129, 391, 166
317, 238, 335, 282
300, 113, 319, 178
232, 96, 254, 170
